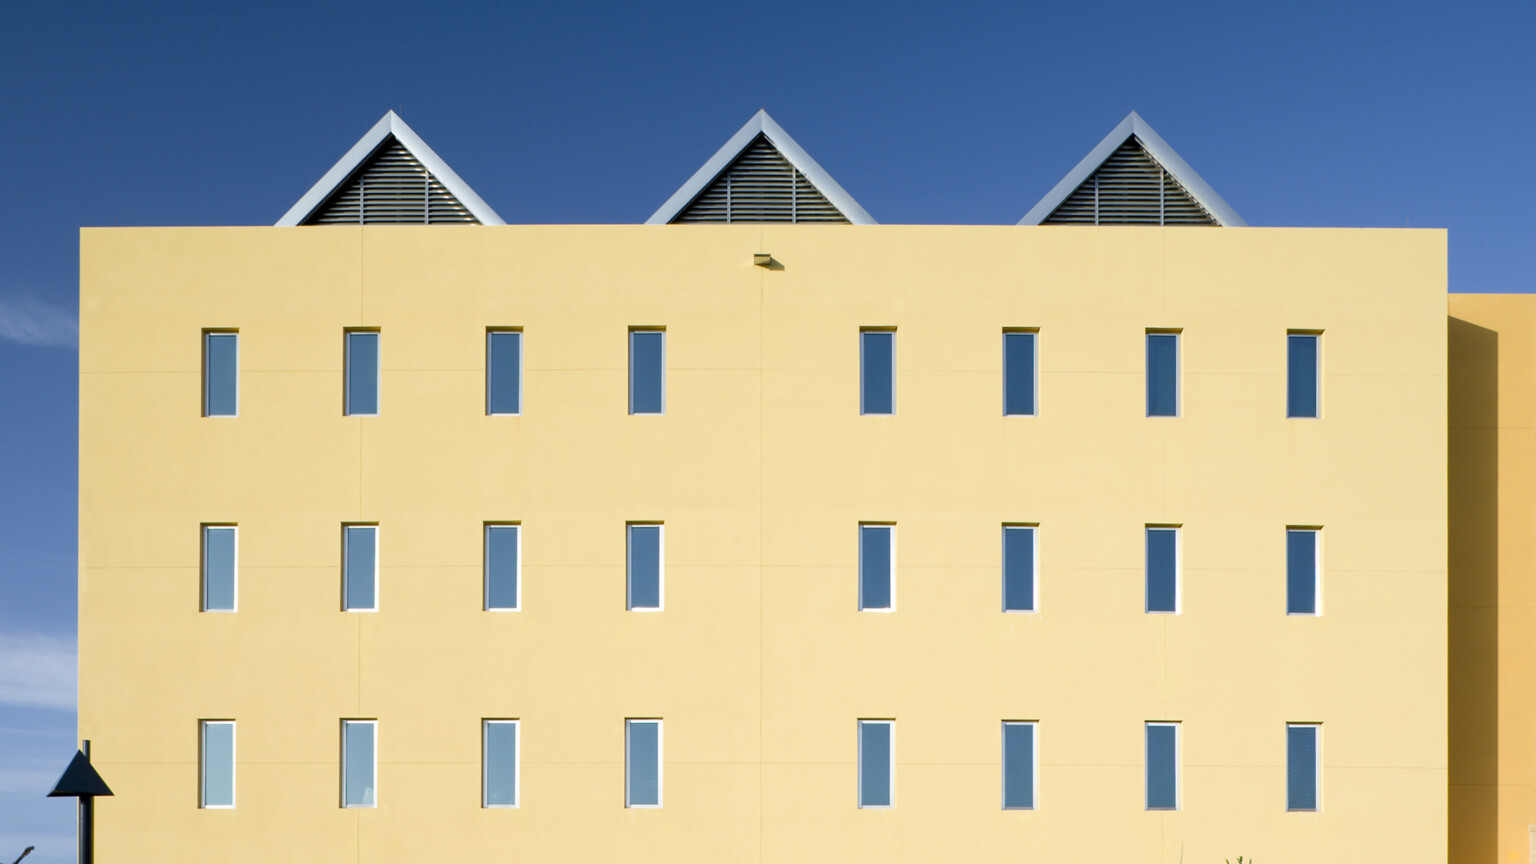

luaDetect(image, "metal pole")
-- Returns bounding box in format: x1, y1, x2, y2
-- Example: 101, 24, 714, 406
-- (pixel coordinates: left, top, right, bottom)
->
79, 741, 91, 864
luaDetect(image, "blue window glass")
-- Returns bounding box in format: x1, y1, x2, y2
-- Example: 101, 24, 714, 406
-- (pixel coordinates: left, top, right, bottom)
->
1288, 333, 1319, 418
859, 525, 893, 611
204, 332, 238, 417
1287, 724, 1319, 811
1287, 529, 1318, 615
483, 720, 519, 807
342, 720, 376, 807
345, 331, 380, 416
1146, 723, 1178, 810
626, 719, 661, 807
487, 330, 523, 415
1002, 722, 1035, 809
1146, 527, 1178, 613
485, 525, 520, 611
1003, 331, 1036, 416
858, 720, 893, 807
202, 525, 237, 612
1003, 526, 1035, 612
1146, 332, 1179, 417
344, 525, 377, 611
627, 524, 663, 610
629, 330, 665, 414
201, 721, 235, 808
860, 330, 894, 415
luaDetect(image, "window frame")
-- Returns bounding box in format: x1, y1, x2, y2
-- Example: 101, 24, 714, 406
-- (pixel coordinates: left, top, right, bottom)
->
858, 523, 895, 612
1287, 331, 1321, 419
202, 329, 239, 418
1145, 525, 1181, 614
344, 329, 381, 417
1002, 329, 1038, 417
1145, 329, 1181, 418
1001, 720, 1038, 810
1145, 721, 1180, 811
626, 523, 665, 612
1286, 527, 1322, 616
342, 524, 379, 612
484, 523, 522, 612
341, 719, 378, 809
859, 328, 896, 416
625, 718, 663, 808
628, 328, 666, 415
482, 719, 521, 809
201, 524, 238, 613
486, 328, 524, 416
1002, 523, 1038, 613
857, 718, 895, 809
1286, 723, 1321, 812
199, 719, 236, 809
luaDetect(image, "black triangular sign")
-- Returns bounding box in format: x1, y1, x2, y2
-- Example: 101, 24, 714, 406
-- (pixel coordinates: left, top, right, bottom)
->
48, 749, 113, 798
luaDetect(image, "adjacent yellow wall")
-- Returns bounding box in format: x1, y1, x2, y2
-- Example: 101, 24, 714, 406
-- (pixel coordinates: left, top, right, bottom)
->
1449, 294, 1536, 864
80, 225, 1448, 863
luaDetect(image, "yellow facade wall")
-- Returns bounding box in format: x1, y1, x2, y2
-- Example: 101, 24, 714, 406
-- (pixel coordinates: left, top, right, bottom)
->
80, 225, 1447, 863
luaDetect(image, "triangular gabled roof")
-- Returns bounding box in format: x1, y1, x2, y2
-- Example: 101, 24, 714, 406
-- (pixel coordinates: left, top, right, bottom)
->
48, 749, 113, 798
646, 110, 875, 225
1019, 112, 1245, 227
277, 111, 504, 226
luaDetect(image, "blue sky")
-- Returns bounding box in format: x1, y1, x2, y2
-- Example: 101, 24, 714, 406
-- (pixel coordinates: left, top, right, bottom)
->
2, 0, 1533, 858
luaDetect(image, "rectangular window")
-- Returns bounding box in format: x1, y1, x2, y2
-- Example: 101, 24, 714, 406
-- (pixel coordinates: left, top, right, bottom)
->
1145, 722, 1179, 810
343, 525, 378, 611
1002, 525, 1036, 612
341, 720, 377, 808
483, 720, 520, 808
1001, 721, 1036, 810
344, 330, 380, 416
629, 329, 665, 415
201, 525, 237, 613
1145, 527, 1179, 613
859, 524, 894, 611
860, 329, 895, 415
487, 330, 523, 416
485, 524, 521, 611
203, 331, 238, 417
1287, 332, 1320, 418
1287, 528, 1320, 615
627, 524, 663, 611
626, 719, 662, 807
200, 720, 235, 809
1146, 331, 1179, 417
858, 719, 894, 808
1003, 331, 1037, 416
1287, 724, 1320, 811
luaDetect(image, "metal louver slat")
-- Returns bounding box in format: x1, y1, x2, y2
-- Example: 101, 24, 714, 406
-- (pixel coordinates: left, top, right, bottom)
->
1043, 137, 1217, 226
674, 134, 850, 223
307, 138, 478, 225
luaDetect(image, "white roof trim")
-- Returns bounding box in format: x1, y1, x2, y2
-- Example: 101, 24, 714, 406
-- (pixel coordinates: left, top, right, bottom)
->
645, 110, 875, 225
276, 111, 504, 226
1018, 112, 1245, 227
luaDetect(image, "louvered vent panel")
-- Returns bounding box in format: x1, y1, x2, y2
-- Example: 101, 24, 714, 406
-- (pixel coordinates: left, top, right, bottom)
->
1043, 137, 1217, 226
307, 138, 478, 225
674, 134, 849, 223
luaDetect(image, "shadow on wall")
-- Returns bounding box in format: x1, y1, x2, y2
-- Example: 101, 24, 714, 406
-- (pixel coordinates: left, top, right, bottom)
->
1448, 316, 1498, 864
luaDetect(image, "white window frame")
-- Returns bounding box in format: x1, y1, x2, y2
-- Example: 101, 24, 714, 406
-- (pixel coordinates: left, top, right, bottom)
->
199, 720, 236, 809
1002, 524, 1038, 613
859, 328, 896, 416
343, 524, 379, 612
1287, 527, 1322, 616
1145, 525, 1181, 615
1145, 721, 1180, 811
344, 329, 380, 417
482, 719, 521, 809
1146, 329, 1181, 418
484, 523, 522, 612
857, 719, 895, 809
1287, 330, 1322, 419
1286, 722, 1322, 812
858, 523, 895, 612
625, 718, 664, 808
202, 330, 238, 417
628, 328, 666, 416
626, 523, 665, 612
486, 328, 524, 416
1001, 720, 1038, 811
341, 719, 378, 809
201, 524, 238, 613
1002, 329, 1038, 417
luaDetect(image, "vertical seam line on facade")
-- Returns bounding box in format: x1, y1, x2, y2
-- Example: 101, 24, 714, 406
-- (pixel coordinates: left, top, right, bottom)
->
757, 223, 765, 864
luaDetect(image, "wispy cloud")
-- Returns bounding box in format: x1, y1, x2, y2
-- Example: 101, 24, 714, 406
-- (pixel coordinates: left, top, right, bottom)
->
0, 294, 77, 349
0, 634, 75, 711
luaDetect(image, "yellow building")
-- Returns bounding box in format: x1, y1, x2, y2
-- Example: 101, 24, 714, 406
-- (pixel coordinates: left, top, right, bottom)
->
79, 111, 1451, 862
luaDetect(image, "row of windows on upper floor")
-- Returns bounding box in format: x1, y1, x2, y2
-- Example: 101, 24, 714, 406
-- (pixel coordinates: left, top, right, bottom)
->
195, 717, 1323, 813
199, 330, 1324, 419
198, 523, 1324, 616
